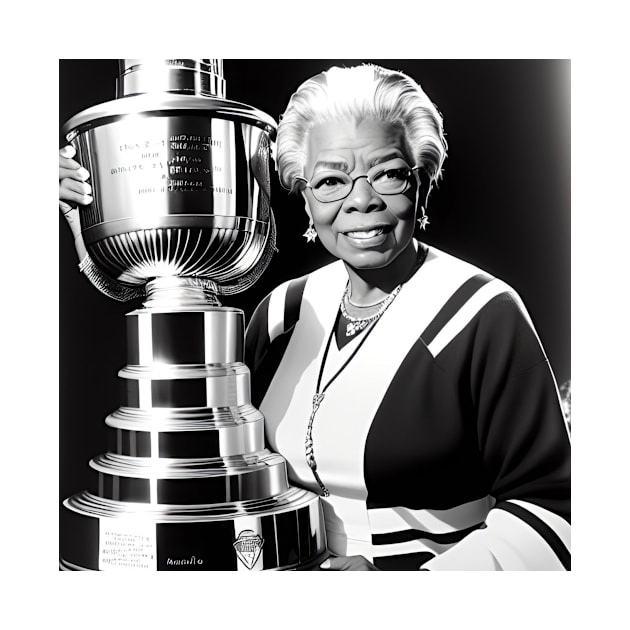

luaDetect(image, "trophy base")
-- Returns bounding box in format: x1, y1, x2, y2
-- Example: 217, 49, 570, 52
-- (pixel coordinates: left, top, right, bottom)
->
60, 487, 326, 571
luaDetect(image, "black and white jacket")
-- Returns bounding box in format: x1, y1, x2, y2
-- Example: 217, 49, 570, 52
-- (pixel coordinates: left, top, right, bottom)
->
245, 245, 571, 570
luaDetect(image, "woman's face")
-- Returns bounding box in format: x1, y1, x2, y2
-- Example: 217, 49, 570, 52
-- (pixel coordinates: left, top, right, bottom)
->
301, 118, 418, 270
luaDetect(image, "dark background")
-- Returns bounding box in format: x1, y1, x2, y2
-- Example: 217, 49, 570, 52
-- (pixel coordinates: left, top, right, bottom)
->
59, 59, 570, 505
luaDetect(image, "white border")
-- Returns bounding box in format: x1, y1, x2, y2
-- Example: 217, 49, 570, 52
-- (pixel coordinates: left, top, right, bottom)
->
4, 1, 627, 627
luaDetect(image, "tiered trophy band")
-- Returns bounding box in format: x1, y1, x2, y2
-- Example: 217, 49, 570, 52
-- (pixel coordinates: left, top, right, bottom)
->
61, 488, 326, 571
60, 301, 327, 570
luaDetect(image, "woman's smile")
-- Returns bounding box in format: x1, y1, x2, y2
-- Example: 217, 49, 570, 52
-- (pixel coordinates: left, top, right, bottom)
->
341, 225, 392, 246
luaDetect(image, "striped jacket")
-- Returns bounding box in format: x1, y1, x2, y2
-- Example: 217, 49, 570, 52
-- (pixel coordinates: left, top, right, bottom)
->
245, 245, 571, 570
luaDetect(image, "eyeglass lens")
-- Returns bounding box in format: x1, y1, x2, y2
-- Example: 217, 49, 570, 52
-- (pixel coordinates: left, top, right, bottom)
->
309, 160, 414, 202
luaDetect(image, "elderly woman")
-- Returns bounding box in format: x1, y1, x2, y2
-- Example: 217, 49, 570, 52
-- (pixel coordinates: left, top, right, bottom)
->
243, 64, 570, 571
59, 63, 570, 571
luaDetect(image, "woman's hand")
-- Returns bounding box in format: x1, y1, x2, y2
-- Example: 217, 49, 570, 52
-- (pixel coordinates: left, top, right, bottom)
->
59, 145, 92, 216
59, 145, 92, 259
319, 555, 381, 571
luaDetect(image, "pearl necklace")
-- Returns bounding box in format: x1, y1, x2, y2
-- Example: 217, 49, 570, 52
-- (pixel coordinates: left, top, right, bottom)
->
339, 283, 403, 336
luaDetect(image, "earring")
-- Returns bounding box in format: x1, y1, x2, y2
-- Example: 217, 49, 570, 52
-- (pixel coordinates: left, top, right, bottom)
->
417, 207, 430, 231
303, 221, 318, 243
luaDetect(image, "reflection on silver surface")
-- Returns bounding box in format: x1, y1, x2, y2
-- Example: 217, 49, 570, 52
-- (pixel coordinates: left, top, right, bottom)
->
60, 59, 327, 570
91, 449, 289, 504
67, 111, 274, 296
116, 59, 226, 99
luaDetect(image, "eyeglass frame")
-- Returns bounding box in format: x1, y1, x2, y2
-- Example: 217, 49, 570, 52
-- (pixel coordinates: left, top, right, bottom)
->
294, 161, 420, 203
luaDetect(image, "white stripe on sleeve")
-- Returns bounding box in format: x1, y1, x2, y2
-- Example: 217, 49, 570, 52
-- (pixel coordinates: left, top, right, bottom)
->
421, 507, 567, 570
267, 281, 289, 343
427, 280, 514, 357
368, 496, 495, 535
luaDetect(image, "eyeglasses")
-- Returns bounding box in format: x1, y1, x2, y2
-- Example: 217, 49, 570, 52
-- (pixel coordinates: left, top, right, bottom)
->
295, 159, 419, 203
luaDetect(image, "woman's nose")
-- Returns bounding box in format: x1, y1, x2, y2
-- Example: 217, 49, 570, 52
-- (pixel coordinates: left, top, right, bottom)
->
343, 177, 385, 213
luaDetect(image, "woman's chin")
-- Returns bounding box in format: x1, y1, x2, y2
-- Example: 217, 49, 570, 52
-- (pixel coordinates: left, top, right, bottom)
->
340, 249, 397, 271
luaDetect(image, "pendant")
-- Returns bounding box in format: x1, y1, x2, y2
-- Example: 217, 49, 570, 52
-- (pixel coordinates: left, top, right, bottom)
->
305, 392, 325, 469
305, 392, 330, 497
346, 320, 368, 336
312, 393, 325, 411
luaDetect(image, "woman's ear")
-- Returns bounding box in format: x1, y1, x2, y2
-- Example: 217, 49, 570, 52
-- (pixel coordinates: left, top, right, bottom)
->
301, 190, 313, 221
415, 170, 433, 213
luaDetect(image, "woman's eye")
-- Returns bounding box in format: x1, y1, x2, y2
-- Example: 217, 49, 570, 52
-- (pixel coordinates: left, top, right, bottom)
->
314, 176, 344, 189
382, 168, 408, 181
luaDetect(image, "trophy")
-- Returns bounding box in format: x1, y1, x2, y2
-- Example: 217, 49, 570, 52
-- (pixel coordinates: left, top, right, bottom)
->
60, 59, 327, 570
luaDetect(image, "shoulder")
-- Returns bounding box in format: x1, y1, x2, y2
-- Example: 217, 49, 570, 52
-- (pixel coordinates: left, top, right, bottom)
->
425, 244, 524, 308
255, 261, 344, 319
418, 245, 541, 360
245, 261, 343, 377
247, 260, 344, 343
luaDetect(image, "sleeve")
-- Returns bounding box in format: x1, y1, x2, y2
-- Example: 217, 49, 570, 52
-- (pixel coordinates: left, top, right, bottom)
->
244, 291, 273, 374
245, 275, 309, 408
421, 289, 571, 571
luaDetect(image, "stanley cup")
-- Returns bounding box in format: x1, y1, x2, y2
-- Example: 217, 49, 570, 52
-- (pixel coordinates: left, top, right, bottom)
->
60, 59, 327, 570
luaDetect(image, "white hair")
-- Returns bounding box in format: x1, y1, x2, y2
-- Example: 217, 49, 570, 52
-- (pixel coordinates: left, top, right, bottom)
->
276, 64, 447, 195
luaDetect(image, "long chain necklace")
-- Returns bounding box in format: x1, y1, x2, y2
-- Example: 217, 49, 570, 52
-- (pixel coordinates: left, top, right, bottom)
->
305, 244, 428, 496
305, 292, 401, 496
340, 283, 403, 336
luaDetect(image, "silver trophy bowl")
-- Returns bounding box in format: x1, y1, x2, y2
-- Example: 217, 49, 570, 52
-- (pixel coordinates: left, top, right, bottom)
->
63, 59, 277, 299
60, 60, 327, 571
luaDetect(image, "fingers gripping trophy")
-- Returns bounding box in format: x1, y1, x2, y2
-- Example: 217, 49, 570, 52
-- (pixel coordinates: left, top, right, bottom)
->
60, 59, 327, 571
